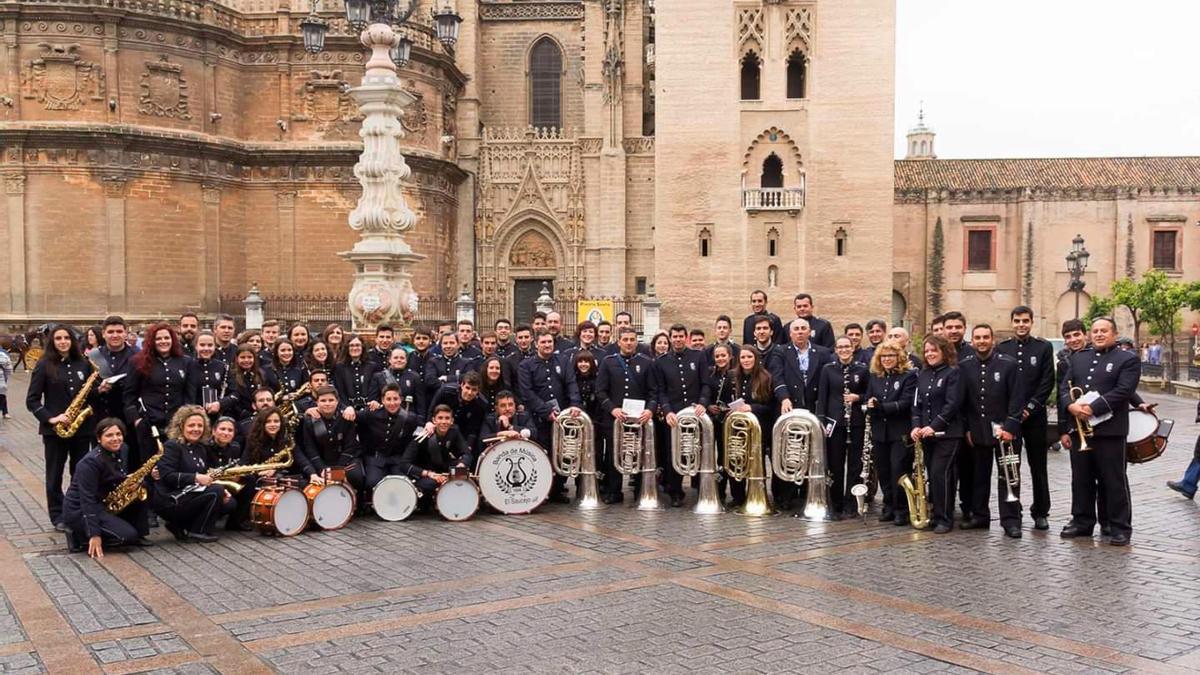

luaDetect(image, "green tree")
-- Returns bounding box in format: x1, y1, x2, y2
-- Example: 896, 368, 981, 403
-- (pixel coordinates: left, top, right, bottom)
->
928, 217, 944, 318
1086, 271, 1200, 379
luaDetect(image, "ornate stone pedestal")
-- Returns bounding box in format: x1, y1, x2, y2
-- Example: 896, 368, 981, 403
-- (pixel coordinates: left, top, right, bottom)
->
341, 22, 425, 332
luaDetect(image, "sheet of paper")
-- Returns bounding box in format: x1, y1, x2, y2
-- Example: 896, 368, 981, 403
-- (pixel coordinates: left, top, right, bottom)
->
102, 373, 127, 385
621, 398, 646, 417
1078, 390, 1113, 426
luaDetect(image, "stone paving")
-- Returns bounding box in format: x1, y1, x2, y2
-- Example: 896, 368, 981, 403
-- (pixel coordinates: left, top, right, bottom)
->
0, 370, 1197, 674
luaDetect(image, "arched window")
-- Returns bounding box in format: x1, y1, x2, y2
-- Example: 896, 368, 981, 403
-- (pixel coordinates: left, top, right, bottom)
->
699, 227, 712, 257
911, 141, 917, 155
740, 51, 761, 100
761, 154, 783, 188
767, 227, 779, 257
786, 50, 807, 99
530, 38, 562, 129
835, 227, 848, 257
920, 140, 927, 155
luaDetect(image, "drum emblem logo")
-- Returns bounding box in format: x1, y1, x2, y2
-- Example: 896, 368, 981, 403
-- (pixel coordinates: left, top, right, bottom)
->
501, 454, 539, 496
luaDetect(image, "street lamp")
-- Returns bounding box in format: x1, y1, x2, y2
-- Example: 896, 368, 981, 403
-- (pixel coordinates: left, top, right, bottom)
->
294, 0, 463, 332
1066, 233, 1090, 319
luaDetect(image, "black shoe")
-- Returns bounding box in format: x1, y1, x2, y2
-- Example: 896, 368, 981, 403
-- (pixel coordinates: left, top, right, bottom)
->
777, 499, 794, 511
894, 514, 909, 526
64, 530, 85, 553
1004, 526, 1022, 539
960, 518, 988, 530
165, 522, 186, 541
1033, 517, 1049, 531
601, 494, 620, 504
1167, 481, 1197, 500
185, 531, 218, 544
878, 510, 894, 523
669, 495, 685, 508
933, 523, 952, 534
1100, 525, 1112, 538
829, 511, 844, 522
1109, 533, 1130, 546
148, 515, 159, 528
549, 493, 571, 504
53, 521, 66, 533
1060, 523, 1092, 538
132, 537, 155, 547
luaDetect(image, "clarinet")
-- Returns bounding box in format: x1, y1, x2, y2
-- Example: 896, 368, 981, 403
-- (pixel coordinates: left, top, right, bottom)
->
842, 364, 852, 430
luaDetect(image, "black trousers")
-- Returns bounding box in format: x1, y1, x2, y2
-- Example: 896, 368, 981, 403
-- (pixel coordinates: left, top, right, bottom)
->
956, 438, 974, 518
414, 476, 439, 512
1021, 411, 1051, 519
42, 434, 90, 525
882, 438, 911, 519
64, 500, 149, 549
130, 418, 165, 471
828, 424, 866, 514
1069, 435, 1131, 537
967, 441, 1022, 528
155, 486, 235, 535
657, 418, 684, 498
365, 454, 407, 490
926, 438, 958, 529
534, 421, 568, 497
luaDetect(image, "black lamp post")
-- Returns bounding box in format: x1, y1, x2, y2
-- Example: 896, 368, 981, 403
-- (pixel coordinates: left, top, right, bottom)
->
300, 0, 461, 67
1066, 233, 1090, 319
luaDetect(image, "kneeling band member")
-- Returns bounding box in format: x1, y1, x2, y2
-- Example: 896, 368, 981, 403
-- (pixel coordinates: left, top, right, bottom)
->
153, 406, 236, 543
62, 418, 152, 556
399, 405, 473, 512
480, 390, 534, 450
298, 385, 364, 491
361, 384, 412, 490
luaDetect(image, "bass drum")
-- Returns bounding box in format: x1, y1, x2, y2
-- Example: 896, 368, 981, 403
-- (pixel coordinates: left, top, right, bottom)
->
1126, 409, 1165, 464
250, 486, 309, 536
303, 482, 356, 530
435, 478, 480, 522
475, 439, 554, 515
373, 475, 421, 522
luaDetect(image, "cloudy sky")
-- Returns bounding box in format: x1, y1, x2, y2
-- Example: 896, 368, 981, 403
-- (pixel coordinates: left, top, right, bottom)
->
895, 0, 1200, 159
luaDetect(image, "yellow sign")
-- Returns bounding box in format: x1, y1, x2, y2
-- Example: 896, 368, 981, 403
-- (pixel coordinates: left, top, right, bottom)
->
577, 299, 613, 325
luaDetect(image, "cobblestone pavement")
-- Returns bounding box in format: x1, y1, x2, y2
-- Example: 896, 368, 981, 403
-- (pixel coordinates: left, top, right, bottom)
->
0, 371, 1197, 674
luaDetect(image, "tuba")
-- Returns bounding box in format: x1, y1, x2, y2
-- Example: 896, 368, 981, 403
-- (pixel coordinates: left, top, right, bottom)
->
723, 411, 775, 516
553, 408, 602, 510
898, 437, 931, 529
55, 365, 100, 438
850, 403, 873, 523
771, 409, 829, 521
671, 409, 722, 514
105, 425, 165, 513
612, 416, 664, 511
996, 438, 1020, 503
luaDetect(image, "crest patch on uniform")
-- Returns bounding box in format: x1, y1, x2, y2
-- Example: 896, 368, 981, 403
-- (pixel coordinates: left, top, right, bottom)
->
635, 365, 641, 373
178, 369, 185, 378
854, 375, 860, 383
555, 366, 561, 374
1030, 356, 1037, 365
936, 378, 944, 387
893, 381, 900, 390
1106, 363, 1114, 373
993, 372, 1001, 382
690, 362, 696, 371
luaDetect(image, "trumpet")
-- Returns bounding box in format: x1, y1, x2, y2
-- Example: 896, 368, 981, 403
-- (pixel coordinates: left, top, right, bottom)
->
1067, 381, 1094, 452
612, 415, 663, 511
997, 437, 1020, 503
771, 409, 829, 521
723, 410, 774, 516
553, 408, 602, 510
671, 409, 722, 515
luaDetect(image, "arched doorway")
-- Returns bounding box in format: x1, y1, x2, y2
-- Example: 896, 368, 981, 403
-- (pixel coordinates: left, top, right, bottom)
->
1054, 290, 1091, 328
507, 229, 558, 325
891, 290, 908, 329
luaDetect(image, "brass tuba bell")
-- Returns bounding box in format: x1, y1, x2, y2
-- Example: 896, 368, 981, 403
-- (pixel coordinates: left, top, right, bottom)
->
723, 410, 775, 516
671, 409, 722, 515
771, 409, 829, 521
613, 416, 664, 511
553, 408, 602, 510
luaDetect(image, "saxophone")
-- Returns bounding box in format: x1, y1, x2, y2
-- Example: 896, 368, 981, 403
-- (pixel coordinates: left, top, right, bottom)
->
174, 444, 295, 498
105, 425, 165, 513
898, 437, 930, 529
55, 367, 100, 438
276, 383, 311, 433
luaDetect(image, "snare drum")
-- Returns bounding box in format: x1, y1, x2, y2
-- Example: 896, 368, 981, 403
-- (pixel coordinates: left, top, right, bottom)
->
372, 475, 421, 522
1126, 409, 1166, 464
475, 439, 554, 515
303, 481, 356, 530
435, 478, 480, 521
250, 485, 309, 536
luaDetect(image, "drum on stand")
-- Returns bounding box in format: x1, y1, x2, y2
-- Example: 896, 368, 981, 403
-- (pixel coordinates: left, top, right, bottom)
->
475, 439, 554, 515
373, 475, 421, 522
1126, 409, 1167, 464
250, 480, 309, 537
303, 480, 356, 530
435, 478, 480, 522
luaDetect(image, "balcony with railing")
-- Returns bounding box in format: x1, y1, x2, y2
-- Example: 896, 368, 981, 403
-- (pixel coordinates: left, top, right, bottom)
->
742, 187, 806, 212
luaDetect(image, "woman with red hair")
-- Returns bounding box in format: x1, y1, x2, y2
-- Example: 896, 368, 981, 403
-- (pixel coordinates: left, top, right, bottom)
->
122, 322, 193, 471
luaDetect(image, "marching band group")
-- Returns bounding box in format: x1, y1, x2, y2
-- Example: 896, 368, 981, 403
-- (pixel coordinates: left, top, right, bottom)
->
24, 289, 1168, 559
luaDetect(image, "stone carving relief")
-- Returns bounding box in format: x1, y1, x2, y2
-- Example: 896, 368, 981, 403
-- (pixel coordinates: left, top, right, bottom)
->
602, 0, 625, 105
295, 70, 357, 134
400, 80, 428, 139
138, 55, 191, 119
737, 7, 765, 52
509, 230, 556, 268
784, 6, 815, 54
21, 43, 105, 111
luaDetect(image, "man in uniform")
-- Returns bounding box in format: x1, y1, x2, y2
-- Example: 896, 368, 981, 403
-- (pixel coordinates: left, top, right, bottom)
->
427, 372, 489, 453
596, 321, 614, 351
494, 319, 516, 358
941, 310, 975, 522
518, 332, 581, 502
995, 305, 1055, 530
777, 318, 833, 509
424, 332, 474, 405
742, 290, 785, 346
959, 324, 1024, 537
1059, 317, 1140, 546
545, 312, 575, 353
596, 328, 659, 504
706, 315, 741, 365
178, 313, 199, 357
655, 324, 711, 507
856, 319, 888, 366
791, 293, 835, 349
212, 314, 237, 363
480, 390, 535, 450
366, 324, 395, 369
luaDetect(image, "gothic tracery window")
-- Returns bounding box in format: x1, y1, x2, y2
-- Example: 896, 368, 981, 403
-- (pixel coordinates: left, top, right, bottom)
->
786, 50, 807, 99
740, 51, 761, 100
530, 38, 563, 129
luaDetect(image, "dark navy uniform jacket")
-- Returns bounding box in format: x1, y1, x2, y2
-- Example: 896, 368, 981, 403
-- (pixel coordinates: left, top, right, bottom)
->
358, 407, 411, 458
424, 353, 472, 405
866, 370, 917, 444
368, 368, 426, 426
1057, 346, 1140, 438
26, 356, 100, 437
188, 358, 229, 409
334, 359, 380, 412
429, 387, 490, 450
911, 363, 964, 438
517, 354, 580, 424
297, 415, 360, 475
655, 348, 711, 413
816, 360, 869, 429
479, 410, 536, 452
596, 351, 659, 416
777, 343, 833, 410
94, 344, 138, 421
959, 352, 1023, 447
152, 440, 211, 504
995, 336, 1055, 419
123, 355, 193, 428
399, 428, 471, 479
62, 448, 127, 537
742, 312, 785, 346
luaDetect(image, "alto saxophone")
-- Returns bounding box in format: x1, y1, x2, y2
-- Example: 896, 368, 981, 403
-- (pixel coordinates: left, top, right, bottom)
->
898, 437, 930, 529
55, 367, 100, 438
174, 444, 295, 498
276, 383, 311, 433
105, 425, 165, 513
